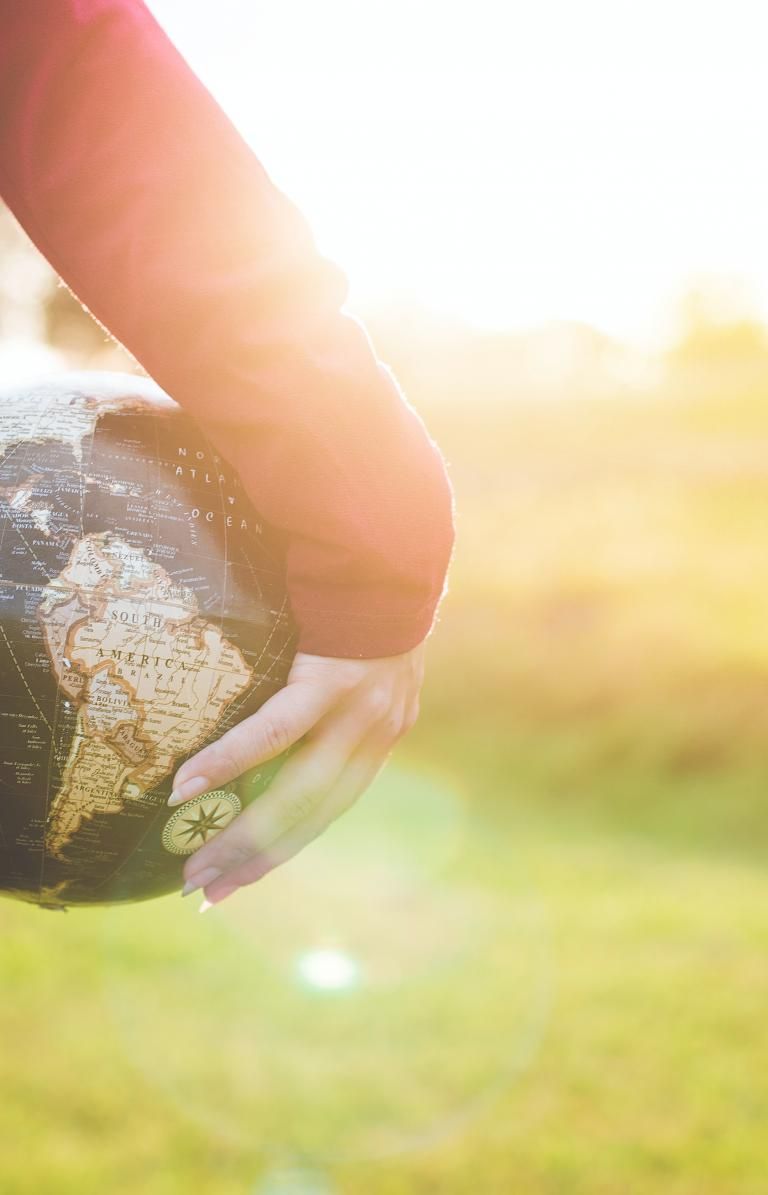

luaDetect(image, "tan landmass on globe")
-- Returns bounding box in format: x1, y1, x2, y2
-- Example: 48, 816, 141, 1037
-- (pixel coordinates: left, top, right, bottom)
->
0, 389, 158, 538
0, 484, 54, 535
0, 389, 135, 463
38, 533, 253, 858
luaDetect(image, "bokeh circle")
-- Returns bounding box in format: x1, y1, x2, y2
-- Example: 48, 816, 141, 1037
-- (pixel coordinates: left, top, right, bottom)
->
99, 764, 553, 1165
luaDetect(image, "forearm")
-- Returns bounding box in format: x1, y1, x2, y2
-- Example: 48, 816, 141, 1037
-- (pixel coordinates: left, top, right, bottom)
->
0, 0, 454, 656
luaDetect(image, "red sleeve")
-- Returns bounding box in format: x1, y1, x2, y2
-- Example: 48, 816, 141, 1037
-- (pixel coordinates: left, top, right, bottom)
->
0, 0, 454, 658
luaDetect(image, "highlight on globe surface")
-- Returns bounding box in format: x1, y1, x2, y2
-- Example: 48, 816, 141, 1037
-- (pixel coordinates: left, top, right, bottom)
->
0, 373, 296, 909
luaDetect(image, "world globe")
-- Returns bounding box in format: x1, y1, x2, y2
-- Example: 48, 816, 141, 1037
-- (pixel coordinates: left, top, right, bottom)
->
0, 372, 296, 910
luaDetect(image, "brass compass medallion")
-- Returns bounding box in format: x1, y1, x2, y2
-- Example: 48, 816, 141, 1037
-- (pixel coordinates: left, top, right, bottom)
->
162, 790, 242, 855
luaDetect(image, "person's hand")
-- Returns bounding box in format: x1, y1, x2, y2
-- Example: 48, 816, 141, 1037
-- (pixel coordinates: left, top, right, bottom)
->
169, 644, 426, 908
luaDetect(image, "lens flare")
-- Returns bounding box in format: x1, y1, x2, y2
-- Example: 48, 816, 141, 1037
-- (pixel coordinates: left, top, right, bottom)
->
100, 764, 552, 1164
295, 948, 362, 992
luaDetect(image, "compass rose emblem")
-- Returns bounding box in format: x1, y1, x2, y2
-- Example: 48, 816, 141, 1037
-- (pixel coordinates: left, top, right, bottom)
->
162, 790, 241, 855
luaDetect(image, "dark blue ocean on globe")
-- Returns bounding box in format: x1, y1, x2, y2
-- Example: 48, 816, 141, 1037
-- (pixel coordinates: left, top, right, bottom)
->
0, 373, 295, 909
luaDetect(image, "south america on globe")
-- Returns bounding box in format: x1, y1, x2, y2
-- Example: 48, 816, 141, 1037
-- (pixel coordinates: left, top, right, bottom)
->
0, 372, 296, 909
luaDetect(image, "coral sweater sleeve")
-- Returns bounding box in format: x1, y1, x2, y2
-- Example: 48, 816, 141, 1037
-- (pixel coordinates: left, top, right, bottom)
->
0, 0, 454, 658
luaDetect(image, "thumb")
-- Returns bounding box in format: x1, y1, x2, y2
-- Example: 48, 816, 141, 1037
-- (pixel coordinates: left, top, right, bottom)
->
169, 678, 335, 804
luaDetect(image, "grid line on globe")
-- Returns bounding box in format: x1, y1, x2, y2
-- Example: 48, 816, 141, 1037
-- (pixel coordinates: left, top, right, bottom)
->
0, 372, 296, 909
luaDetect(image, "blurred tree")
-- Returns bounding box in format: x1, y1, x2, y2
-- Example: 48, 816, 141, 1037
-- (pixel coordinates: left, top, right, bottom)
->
43, 279, 114, 361
0, 202, 130, 369
0, 203, 53, 344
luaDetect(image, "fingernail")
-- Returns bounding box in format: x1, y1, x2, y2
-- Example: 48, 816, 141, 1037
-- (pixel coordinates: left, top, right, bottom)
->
181, 867, 222, 896
199, 886, 238, 912
168, 776, 209, 806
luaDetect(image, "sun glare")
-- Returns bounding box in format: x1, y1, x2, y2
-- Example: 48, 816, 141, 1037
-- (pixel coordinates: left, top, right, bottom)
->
149, 0, 768, 346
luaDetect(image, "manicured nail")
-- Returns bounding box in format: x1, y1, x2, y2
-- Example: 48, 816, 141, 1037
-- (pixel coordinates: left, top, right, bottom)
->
181, 867, 222, 897
168, 776, 208, 806
199, 887, 239, 912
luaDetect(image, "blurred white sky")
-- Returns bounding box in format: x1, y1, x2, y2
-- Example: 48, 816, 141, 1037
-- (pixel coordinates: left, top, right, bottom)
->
148, 0, 768, 347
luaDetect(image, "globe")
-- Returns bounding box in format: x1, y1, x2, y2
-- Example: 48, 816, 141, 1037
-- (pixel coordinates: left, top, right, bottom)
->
0, 372, 296, 910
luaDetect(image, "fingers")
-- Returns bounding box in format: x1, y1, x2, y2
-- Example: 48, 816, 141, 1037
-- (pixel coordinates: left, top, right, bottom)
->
169, 678, 337, 805
172, 646, 426, 809
182, 700, 409, 900
181, 701, 371, 892
174, 643, 429, 906
199, 737, 391, 907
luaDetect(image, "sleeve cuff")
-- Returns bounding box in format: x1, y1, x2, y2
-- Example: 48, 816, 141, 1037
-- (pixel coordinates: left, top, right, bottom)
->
292, 600, 444, 659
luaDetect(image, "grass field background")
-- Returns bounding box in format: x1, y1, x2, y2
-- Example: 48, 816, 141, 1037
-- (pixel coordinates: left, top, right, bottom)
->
3, 371, 768, 1193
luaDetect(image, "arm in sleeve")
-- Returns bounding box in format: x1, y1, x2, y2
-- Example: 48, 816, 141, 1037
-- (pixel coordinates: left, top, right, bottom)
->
0, 0, 454, 657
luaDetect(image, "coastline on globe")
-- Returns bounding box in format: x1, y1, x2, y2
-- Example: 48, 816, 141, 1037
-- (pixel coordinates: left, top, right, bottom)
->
0, 372, 296, 910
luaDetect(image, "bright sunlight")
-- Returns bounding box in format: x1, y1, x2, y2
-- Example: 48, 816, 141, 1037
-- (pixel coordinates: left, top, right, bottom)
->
149, 0, 768, 346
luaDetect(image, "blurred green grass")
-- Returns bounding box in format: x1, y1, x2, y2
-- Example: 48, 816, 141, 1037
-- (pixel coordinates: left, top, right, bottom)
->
3, 385, 768, 1193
